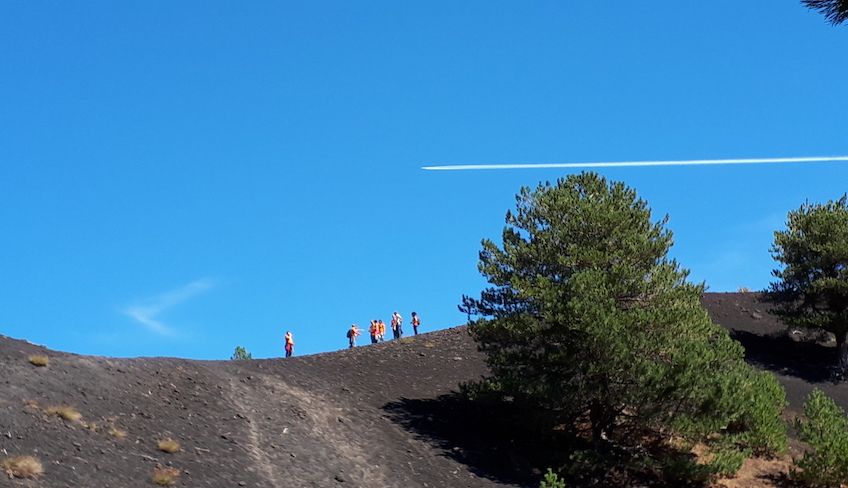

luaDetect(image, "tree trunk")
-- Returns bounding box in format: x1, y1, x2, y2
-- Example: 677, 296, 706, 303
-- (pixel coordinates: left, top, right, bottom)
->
589, 401, 611, 446
838, 331, 848, 375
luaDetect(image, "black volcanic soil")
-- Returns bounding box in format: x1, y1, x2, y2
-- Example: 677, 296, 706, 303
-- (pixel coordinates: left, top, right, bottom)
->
2, 293, 846, 487
702, 293, 848, 411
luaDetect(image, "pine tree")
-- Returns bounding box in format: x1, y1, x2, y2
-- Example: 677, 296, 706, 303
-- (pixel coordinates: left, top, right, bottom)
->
461, 173, 786, 472
769, 195, 848, 374
231, 346, 253, 360
803, 0, 848, 25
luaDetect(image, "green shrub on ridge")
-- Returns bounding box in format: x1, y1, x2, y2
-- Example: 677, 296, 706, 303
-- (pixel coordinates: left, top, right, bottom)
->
793, 389, 848, 487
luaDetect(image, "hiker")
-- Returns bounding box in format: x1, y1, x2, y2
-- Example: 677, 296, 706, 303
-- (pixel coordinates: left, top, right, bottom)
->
391, 311, 403, 339
378, 319, 386, 342
411, 312, 421, 335
284, 331, 294, 358
347, 324, 360, 348
369, 320, 379, 344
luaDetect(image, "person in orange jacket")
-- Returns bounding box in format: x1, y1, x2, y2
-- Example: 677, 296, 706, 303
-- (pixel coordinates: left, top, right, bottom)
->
411, 312, 421, 335
378, 319, 386, 342
347, 324, 360, 348
284, 331, 294, 358
369, 320, 379, 344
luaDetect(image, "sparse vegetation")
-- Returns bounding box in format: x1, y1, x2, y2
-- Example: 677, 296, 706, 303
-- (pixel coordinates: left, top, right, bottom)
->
230, 346, 252, 360
793, 389, 848, 487
109, 427, 128, 439
1, 455, 43, 479
461, 173, 788, 483
152, 466, 181, 486
769, 195, 848, 374
157, 438, 181, 453
28, 354, 49, 367
46, 405, 82, 422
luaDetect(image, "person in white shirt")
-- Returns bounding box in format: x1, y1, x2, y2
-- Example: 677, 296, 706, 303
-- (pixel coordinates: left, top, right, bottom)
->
391, 311, 403, 339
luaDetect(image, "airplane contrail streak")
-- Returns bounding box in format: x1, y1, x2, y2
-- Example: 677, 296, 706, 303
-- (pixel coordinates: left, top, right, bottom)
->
422, 155, 848, 171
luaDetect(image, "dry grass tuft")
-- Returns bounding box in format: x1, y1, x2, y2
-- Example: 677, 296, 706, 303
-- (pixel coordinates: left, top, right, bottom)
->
157, 438, 181, 453
424, 341, 436, 348
1, 455, 44, 479
152, 466, 181, 486
28, 354, 49, 367
45, 405, 82, 422
109, 427, 127, 439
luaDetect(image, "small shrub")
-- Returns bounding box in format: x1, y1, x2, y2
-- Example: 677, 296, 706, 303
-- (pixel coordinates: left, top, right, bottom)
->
792, 389, 848, 486
45, 405, 82, 422
152, 466, 180, 486
728, 369, 789, 456
737, 286, 751, 293
458, 378, 504, 402
28, 355, 49, 367
1, 455, 43, 479
704, 442, 748, 477
540, 468, 566, 488
109, 427, 127, 439
230, 346, 252, 360
658, 454, 714, 485
157, 438, 181, 453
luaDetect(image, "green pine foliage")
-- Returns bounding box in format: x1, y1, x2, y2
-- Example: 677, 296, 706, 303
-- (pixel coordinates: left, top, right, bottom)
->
769, 195, 848, 373
539, 469, 566, 488
230, 346, 253, 360
461, 173, 787, 479
793, 389, 848, 487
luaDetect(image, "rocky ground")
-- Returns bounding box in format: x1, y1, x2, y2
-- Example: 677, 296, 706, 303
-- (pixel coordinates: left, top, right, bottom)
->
1, 293, 846, 487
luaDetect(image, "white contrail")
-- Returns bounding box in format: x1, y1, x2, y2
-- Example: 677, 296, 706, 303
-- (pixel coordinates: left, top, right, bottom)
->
422, 155, 848, 171
122, 278, 216, 336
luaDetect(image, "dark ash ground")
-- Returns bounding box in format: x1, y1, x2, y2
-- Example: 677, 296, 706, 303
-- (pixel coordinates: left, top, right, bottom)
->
2, 293, 845, 487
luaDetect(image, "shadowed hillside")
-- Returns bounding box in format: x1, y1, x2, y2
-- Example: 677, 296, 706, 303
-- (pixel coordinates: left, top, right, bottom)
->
3, 293, 848, 487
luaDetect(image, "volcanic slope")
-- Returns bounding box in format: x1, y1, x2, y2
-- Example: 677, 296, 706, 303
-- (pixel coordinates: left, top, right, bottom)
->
2, 292, 848, 487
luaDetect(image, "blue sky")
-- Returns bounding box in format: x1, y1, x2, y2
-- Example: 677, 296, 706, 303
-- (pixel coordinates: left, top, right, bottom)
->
1, 1, 846, 359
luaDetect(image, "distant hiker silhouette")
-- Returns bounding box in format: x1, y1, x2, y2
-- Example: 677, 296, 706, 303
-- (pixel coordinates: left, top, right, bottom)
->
284, 331, 294, 358
378, 319, 386, 342
391, 311, 403, 339
347, 324, 360, 348
411, 312, 421, 335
